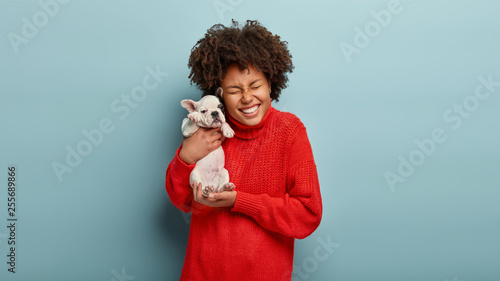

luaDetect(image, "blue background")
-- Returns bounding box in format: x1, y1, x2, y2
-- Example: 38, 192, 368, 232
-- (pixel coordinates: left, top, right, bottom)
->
1, 0, 499, 280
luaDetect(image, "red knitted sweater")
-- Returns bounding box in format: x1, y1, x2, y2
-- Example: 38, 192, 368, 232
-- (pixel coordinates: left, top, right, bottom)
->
165, 106, 323, 281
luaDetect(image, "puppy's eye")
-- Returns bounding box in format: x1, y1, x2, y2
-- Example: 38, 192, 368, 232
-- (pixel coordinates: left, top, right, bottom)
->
217, 104, 224, 110
200, 110, 207, 114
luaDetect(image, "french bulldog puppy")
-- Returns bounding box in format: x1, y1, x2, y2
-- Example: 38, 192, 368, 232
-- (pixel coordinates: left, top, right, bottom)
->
180, 87, 235, 197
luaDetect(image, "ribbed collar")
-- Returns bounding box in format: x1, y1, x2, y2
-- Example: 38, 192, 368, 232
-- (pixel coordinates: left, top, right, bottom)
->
226, 105, 276, 139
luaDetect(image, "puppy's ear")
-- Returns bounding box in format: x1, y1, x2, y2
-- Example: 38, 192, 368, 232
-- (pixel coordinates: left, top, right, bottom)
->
180, 99, 198, 113
215, 87, 223, 99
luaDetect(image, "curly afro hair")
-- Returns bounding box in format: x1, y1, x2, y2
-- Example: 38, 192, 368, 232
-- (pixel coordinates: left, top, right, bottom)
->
188, 20, 294, 102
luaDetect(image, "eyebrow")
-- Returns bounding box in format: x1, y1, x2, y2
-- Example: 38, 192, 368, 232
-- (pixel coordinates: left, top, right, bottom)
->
227, 79, 263, 90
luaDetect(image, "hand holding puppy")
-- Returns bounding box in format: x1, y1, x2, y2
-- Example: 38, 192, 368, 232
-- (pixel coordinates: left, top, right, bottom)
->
179, 127, 222, 165
192, 181, 237, 208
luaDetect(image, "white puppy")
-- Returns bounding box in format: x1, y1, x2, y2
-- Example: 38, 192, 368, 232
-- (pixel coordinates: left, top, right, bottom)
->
180, 88, 235, 197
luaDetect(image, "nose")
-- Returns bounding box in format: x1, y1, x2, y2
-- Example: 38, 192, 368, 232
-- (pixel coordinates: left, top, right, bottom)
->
241, 90, 253, 104
211, 111, 219, 118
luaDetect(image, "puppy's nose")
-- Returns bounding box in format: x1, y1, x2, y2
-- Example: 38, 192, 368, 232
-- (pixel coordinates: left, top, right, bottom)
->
211, 111, 219, 118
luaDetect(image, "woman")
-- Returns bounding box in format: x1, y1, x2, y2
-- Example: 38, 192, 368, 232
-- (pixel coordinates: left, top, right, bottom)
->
166, 20, 322, 281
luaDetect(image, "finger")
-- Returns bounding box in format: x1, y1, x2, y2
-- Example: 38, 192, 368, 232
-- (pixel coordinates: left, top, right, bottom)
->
194, 181, 203, 202
192, 181, 198, 200
197, 182, 204, 200
209, 130, 222, 140
208, 139, 222, 151
212, 138, 222, 146
209, 192, 227, 201
208, 192, 217, 200
201, 127, 218, 134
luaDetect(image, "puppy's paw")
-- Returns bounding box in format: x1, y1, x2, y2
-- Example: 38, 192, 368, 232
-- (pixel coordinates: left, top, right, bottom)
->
187, 112, 202, 123
221, 123, 235, 138
202, 186, 214, 197
223, 182, 235, 191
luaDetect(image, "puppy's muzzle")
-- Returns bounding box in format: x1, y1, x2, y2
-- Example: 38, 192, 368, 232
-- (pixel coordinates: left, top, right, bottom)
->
211, 111, 220, 120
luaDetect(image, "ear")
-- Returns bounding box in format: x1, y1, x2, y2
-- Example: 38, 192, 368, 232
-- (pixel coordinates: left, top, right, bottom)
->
180, 99, 198, 113
215, 87, 223, 99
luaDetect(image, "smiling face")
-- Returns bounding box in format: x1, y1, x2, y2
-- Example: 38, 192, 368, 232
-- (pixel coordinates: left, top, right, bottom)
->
220, 63, 271, 126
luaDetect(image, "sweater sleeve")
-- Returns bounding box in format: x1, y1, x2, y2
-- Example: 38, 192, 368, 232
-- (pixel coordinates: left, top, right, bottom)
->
230, 125, 323, 239
165, 146, 195, 213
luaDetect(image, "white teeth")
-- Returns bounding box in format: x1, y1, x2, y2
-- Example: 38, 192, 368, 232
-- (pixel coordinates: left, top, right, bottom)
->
241, 105, 259, 114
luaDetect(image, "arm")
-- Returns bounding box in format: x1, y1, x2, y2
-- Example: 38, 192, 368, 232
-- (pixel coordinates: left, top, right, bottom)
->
165, 147, 195, 212
230, 126, 323, 239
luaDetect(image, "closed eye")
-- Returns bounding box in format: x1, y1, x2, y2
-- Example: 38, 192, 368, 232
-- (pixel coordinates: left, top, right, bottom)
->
200, 110, 207, 114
